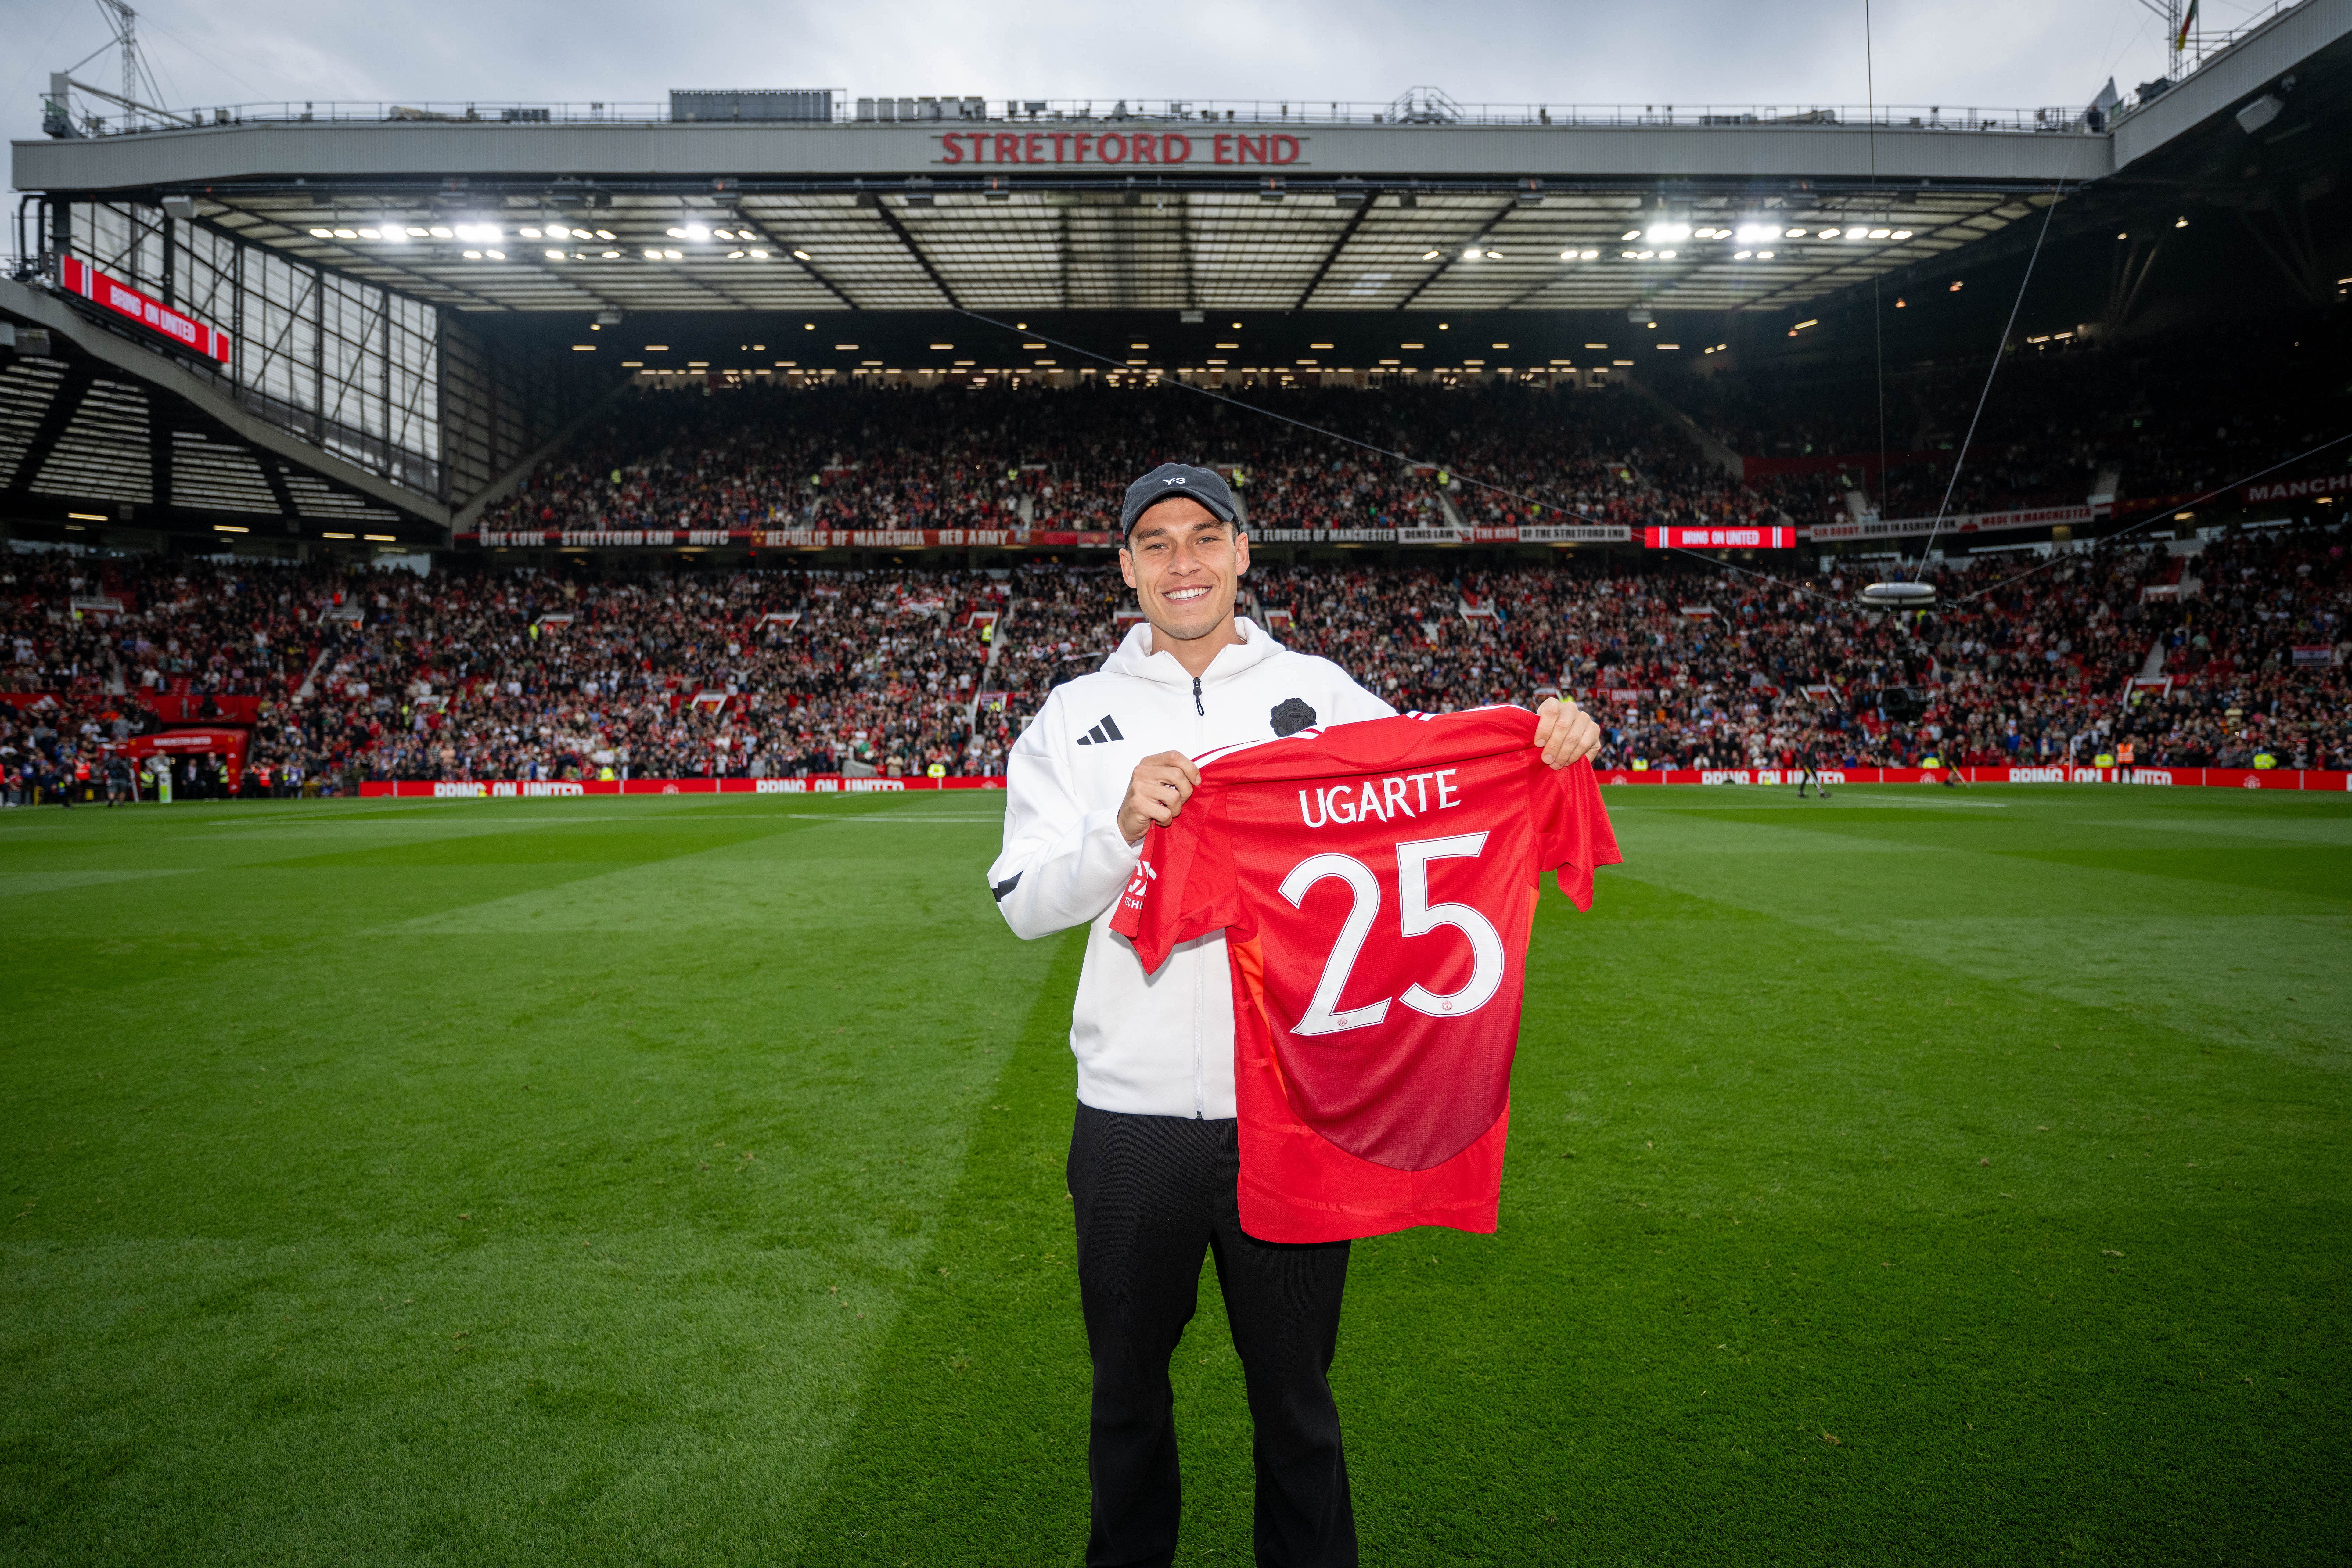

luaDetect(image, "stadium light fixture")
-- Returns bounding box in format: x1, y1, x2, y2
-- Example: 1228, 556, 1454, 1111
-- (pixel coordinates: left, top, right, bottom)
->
749, 248, 768, 259
462, 250, 482, 260
1422, 249, 1443, 260
1817, 226, 1841, 239
595, 229, 615, 241
1462, 247, 1481, 261
487, 250, 505, 260
1785, 227, 1807, 238
332, 228, 358, 239
1734, 222, 1777, 244
664, 249, 682, 260
643, 248, 663, 260
406, 227, 430, 238
1734, 250, 1752, 259
453, 223, 501, 243
1645, 221, 1690, 243
1581, 249, 1598, 259
545, 249, 565, 261
666, 227, 688, 239
1621, 250, 1638, 260
685, 224, 712, 241
1658, 249, 1677, 259
1868, 228, 1891, 239
522, 226, 543, 238
792, 249, 811, 261
1757, 249, 1774, 259
2174, 216, 2188, 228
726, 250, 745, 259
1621, 229, 1641, 240
1890, 229, 1912, 239
1949, 280, 1963, 291
1485, 249, 1503, 259
308, 228, 333, 239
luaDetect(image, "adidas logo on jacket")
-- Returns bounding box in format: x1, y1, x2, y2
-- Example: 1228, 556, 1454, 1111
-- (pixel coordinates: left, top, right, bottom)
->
987, 617, 1394, 1120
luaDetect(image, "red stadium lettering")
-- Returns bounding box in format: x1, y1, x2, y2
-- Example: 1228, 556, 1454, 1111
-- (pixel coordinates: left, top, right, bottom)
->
1050, 131, 1071, 161
1235, 135, 1264, 163
1271, 134, 1301, 164
1162, 133, 1190, 162
1214, 133, 1234, 164
940, 135, 963, 164
1130, 134, 1156, 164
1074, 132, 1095, 162
1099, 133, 1126, 163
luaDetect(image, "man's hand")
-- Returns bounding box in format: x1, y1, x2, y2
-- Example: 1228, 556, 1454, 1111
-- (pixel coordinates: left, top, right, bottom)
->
1534, 696, 1602, 771
1119, 750, 1200, 844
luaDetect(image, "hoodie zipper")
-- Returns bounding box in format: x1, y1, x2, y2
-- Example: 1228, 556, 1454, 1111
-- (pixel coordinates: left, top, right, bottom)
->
1193, 669, 1207, 1117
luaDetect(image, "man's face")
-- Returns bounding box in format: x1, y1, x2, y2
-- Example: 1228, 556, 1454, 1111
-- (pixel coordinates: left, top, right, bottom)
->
1119, 497, 1250, 644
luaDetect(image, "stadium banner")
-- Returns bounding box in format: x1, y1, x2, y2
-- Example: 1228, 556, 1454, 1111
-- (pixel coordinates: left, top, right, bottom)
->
1595, 766, 2350, 789
465, 527, 1117, 550
1250, 524, 1631, 545
1809, 504, 2095, 542
1644, 526, 1798, 549
59, 257, 233, 364
2243, 470, 2347, 505
359, 775, 1011, 798
358, 768, 2349, 800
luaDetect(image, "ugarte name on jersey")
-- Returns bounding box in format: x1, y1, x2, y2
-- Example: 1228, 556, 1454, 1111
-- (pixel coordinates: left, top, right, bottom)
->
1299, 768, 1463, 829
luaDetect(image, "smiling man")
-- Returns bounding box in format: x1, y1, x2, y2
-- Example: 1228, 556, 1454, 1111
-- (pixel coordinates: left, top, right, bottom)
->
988, 461, 1599, 1568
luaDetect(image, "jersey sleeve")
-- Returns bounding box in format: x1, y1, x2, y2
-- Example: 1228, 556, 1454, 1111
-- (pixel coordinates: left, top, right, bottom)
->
1109, 789, 1237, 972
1531, 757, 1623, 911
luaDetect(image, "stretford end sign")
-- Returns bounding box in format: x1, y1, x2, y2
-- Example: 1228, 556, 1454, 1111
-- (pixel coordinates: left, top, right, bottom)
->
935, 131, 1307, 166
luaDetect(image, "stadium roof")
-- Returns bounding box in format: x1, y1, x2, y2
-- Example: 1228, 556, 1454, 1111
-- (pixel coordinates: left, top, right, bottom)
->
18, 108, 2104, 318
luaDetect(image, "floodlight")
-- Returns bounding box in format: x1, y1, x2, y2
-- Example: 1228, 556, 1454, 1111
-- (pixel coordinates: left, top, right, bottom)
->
1621, 229, 1641, 240
333, 228, 357, 239
685, 224, 711, 241
308, 228, 333, 238
1785, 227, 1807, 237
2235, 93, 2283, 134
666, 227, 688, 239
545, 249, 565, 260
1645, 221, 1691, 243
1757, 250, 1775, 259
1817, 227, 1841, 238
1462, 246, 1481, 261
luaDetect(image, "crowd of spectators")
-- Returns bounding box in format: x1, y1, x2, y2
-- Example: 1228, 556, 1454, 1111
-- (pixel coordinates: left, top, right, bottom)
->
1659, 313, 2347, 527
6, 361, 2346, 796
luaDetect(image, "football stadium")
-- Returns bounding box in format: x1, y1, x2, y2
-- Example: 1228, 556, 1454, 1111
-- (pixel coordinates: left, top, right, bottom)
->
3, 0, 2349, 1561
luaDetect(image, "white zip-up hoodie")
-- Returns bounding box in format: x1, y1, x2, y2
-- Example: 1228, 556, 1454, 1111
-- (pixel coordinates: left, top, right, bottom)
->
989, 616, 1394, 1119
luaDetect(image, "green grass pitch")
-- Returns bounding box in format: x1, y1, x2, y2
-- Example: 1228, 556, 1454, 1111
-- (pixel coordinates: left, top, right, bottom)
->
1, 783, 2345, 1566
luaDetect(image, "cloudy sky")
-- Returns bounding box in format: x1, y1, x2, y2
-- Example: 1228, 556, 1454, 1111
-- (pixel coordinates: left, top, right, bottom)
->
2, 0, 2228, 154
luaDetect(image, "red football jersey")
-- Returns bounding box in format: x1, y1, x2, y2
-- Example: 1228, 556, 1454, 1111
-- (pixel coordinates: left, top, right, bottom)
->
1112, 706, 1621, 1243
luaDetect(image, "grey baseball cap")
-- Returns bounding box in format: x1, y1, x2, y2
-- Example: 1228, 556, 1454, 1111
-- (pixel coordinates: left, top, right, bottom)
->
1120, 462, 1241, 540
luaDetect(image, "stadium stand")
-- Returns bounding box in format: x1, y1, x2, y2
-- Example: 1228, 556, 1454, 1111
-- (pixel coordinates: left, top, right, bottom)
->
7, 494, 2344, 800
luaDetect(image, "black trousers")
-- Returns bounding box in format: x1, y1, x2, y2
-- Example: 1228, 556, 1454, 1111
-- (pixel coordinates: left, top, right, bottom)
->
1067, 1102, 1356, 1568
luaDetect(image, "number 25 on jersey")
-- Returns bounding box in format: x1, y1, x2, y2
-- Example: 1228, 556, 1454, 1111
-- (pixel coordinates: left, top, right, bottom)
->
1278, 832, 1505, 1036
